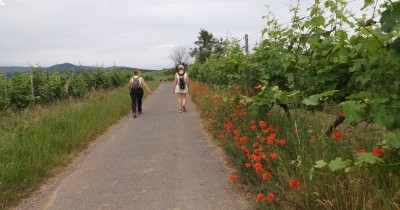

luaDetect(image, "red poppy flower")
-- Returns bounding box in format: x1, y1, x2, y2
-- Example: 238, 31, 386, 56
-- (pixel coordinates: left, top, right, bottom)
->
252, 155, 261, 162
250, 124, 257, 131
218, 134, 225, 140
233, 129, 240, 136
267, 192, 274, 201
223, 117, 229, 123
253, 142, 259, 148
280, 139, 286, 145
240, 122, 246, 127
267, 134, 276, 145
262, 172, 271, 180
270, 152, 278, 160
255, 167, 263, 174
224, 122, 232, 131
331, 131, 343, 139
240, 136, 249, 142
259, 121, 267, 129
289, 179, 299, 187
372, 147, 384, 157
257, 193, 264, 200
311, 135, 317, 141
250, 120, 256, 125
230, 175, 237, 181
254, 163, 262, 169
245, 162, 251, 168
241, 146, 248, 152
266, 164, 272, 170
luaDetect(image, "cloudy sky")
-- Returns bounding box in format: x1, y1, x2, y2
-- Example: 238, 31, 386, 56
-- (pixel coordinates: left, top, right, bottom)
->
0, 0, 364, 69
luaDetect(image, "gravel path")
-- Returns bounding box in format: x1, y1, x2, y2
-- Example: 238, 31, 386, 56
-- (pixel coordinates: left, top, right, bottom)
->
15, 83, 251, 210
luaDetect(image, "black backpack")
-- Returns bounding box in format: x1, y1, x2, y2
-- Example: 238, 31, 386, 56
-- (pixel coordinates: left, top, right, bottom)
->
178, 73, 186, 89
131, 76, 141, 90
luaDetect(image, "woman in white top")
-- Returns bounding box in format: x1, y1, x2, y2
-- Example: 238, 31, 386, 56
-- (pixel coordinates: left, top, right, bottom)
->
173, 65, 189, 113
128, 70, 153, 118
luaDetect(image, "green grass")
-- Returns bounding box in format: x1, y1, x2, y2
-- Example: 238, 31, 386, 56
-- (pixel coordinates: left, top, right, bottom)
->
0, 81, 160, 208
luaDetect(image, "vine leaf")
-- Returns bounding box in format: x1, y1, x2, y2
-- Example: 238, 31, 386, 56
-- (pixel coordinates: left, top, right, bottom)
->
314, 160, 328, 168
380, 2, 400, 33
381, 133, 400, 149
302, 94, 320, 106
328, 157, 351, 172
355, 153, 384, 167
340, 100, 366, 124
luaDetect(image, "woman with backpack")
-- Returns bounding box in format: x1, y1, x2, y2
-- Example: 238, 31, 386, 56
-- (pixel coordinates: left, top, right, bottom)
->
173, 64, 189, 113
128, 70, 153, 118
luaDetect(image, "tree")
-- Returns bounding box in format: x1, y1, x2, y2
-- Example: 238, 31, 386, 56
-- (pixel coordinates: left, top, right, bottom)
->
190, 29, 227, 64
169, 46, 191, 67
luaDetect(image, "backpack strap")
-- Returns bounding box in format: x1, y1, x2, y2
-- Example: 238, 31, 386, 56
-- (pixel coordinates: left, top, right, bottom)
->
132, 76, 143, 87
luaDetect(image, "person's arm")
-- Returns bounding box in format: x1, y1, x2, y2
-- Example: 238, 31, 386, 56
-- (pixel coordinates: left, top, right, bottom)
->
141, 78, 153, 94
173, 73, 177, 93
186, 73, 189, 89
128, 77, 133, 90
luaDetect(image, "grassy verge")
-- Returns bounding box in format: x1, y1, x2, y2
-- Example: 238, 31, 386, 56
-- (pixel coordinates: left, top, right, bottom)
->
0, 81, 160, 208
190, 81, 400, 210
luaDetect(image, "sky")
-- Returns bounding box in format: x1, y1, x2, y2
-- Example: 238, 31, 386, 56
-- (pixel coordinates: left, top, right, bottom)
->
0, 0, 365, 69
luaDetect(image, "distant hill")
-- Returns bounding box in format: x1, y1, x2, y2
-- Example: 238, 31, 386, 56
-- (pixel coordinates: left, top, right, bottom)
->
0, 63, 156, 74
0, 66, 31, 73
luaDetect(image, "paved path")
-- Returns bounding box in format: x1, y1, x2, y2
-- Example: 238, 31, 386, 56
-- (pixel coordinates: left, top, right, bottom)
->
17, 83, 251, 210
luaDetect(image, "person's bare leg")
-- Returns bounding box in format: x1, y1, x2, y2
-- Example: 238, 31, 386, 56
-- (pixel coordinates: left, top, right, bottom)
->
178, 94, 183, 112
182, 93, 187, 112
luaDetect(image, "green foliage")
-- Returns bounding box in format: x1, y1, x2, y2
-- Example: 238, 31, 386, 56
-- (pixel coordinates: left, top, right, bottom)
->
0, 68, 133, 110
380, 1, 400, 33
190, 0, 400, 131
355, 153, 384, 167
189, 1, 400, 208
328, 157, 351, 172
190, 29, 229, 64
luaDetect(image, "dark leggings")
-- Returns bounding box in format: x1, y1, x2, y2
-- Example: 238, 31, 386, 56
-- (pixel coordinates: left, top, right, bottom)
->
130, 88, 144, 113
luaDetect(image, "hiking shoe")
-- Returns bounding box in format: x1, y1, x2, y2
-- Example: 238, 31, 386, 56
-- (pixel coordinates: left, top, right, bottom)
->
182, 106, 187, 112
133, 113, 137, 118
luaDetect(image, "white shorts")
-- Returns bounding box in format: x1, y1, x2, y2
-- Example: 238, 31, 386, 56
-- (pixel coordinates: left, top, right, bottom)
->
175, 84, 188, 94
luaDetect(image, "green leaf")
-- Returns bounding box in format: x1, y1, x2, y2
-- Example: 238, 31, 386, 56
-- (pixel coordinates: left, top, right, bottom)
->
314, 160, 328, 169
362, 0, 374, 10
370, 104, 396, 129
366, 37, 381, 53
355, 153, 384, 167
309, 16, 325, 27
340, 100, 367, 124
346, 91, 372, 100
380, 3, 400, 33
320, 90, 338, 97
328, 157, 351, 172
302, 94, 321, 106
381, 133, 400, 149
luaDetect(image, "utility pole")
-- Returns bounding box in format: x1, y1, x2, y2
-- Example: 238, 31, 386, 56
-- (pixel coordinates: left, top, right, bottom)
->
245, 34, 249, 55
